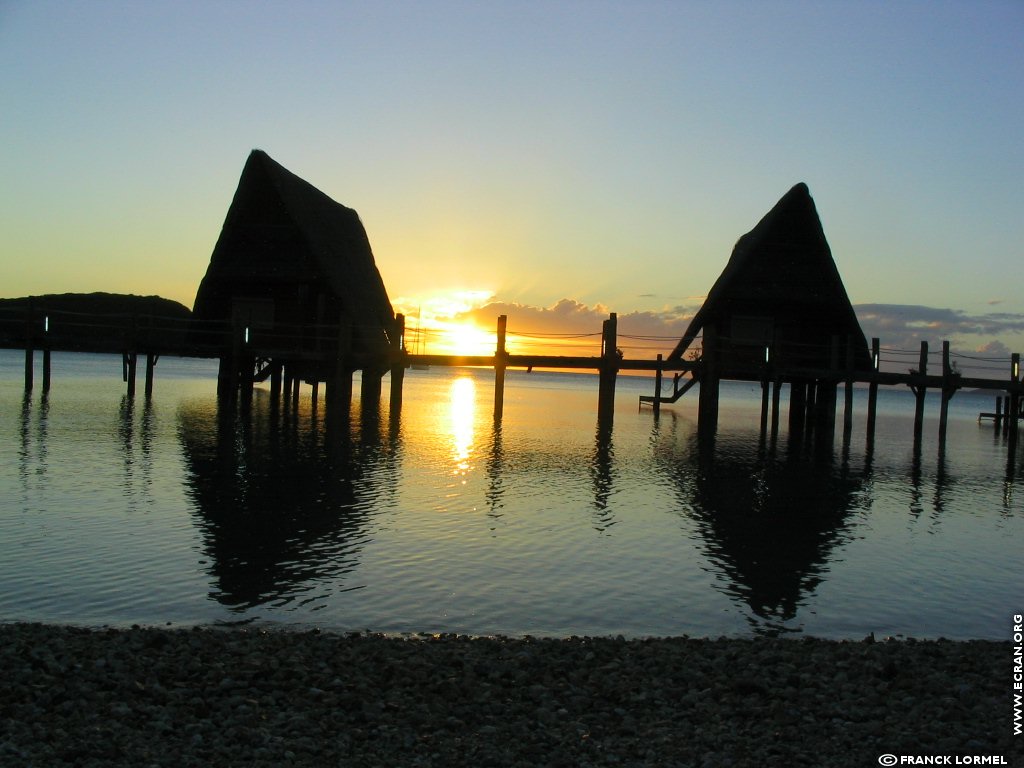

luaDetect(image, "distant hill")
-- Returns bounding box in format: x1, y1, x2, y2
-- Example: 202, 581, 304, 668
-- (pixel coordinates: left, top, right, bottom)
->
0, 292, 193, 352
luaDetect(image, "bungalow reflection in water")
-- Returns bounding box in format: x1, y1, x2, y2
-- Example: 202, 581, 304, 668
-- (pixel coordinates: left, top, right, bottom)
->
176, 383, 864, 634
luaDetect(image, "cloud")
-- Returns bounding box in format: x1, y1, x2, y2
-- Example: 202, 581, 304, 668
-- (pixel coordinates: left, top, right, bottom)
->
853, 303, 1024, 363
453, 298, 700, 357
424, 295, 1024, 364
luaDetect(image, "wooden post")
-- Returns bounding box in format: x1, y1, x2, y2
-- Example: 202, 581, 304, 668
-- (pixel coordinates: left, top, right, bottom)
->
770, 378, 781, 442
1010, 353, 1021, 438
270, 362, 282, 404
144, 353, 157, 399
813, 335, 840, 448
494, 314, 507, 420
938, 341, 951, 448
327, 318, 352, 416
240, 330, 254, 409
24, 300, 34, 391
697, 324, 720, 440
843, 336, 854, 443
913, 340, 928, 444
390, 313, 406, 410
866, 338, 880, 447
598, 313, 618, 422
759, 379, 770, 437
124, 352, 138, 399
653, 353, 663, 417
804, 381, 817, 442
789, 381, 806, 437
42, 348, 51, 393
360, 368, 382, 408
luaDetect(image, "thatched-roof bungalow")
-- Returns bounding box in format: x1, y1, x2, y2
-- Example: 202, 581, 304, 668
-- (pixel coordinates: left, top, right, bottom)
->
669, 182, 870, 374
193, 150, 397, 397
668, 183, 871, 440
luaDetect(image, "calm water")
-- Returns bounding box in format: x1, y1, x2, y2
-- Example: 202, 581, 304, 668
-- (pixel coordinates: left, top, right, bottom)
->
2, 350, 1021, 639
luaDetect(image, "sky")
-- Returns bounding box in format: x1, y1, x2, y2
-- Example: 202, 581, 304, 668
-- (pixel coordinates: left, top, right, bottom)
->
2, 0, 1022, 364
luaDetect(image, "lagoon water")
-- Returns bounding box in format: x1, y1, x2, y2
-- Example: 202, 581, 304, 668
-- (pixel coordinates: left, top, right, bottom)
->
2, 350, 1020, 639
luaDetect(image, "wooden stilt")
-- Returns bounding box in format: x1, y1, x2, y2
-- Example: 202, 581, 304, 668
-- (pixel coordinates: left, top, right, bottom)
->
125, 352, 137, 399
270, 362, 282, 403
759, 379, 770, 436
913, 341, 928, 443
697, 324, 719, 439
144, 353, 156, 399
789, 381, 806, 437
494, 314, 507, 420
938, 341, 952, 448
1009, 353, 1021, 440
866, 337, 880, 447
770, 378, 781, 441
804, 382, 817, 441
327, 318, 352, 417
24, 300, 35, 391
653, 354, 663, 417
598, 313, 618, 422
390, 313, 406, 410
842, 337, 854, 443
42, 348, 51, 394
360, 368, 382, 407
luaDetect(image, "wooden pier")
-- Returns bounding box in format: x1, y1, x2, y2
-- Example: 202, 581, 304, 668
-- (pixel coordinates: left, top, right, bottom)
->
6, 303, 1023, 452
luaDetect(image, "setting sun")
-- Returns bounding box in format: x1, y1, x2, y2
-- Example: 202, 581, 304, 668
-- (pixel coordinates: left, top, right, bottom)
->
395, 291, 498, 358
436, 321, 494, 357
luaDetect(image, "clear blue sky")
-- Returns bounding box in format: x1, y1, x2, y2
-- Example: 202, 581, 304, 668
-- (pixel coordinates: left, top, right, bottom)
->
2, 1, 1022, 357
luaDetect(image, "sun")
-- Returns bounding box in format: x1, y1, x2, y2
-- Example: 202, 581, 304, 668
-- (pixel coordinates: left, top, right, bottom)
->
439, 321, 494, 357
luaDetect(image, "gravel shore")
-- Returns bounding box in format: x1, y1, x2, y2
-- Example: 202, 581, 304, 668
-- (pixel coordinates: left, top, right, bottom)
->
1, 623, 1018, 767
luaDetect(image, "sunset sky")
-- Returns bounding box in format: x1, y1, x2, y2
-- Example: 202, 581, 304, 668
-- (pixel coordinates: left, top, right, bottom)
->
2, 1, 1022, 362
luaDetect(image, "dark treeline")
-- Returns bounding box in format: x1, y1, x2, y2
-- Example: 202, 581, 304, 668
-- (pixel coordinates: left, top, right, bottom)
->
0, 292, 192, 353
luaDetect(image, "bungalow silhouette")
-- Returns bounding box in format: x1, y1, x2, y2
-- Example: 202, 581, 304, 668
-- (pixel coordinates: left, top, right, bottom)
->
192, 150, 399, 402
666, 183, 872, 438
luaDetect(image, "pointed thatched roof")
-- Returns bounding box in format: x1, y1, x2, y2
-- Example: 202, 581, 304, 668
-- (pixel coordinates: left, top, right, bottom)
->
193, 150, 394, 351
669, 183, 870, 370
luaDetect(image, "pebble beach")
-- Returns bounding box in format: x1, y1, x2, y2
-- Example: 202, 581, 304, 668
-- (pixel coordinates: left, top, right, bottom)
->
1, 623, 1018, 767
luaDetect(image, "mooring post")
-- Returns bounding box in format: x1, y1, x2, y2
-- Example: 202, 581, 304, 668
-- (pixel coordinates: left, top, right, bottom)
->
913, 340, 928, 443
598, 313, 618, 422
494, 314, 508, 420
697, 324, 720, 440
653, 353, 663, 417
390, 313, 406, 410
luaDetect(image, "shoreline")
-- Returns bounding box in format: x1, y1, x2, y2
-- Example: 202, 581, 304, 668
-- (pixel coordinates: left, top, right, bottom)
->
1, 622, 1016, 767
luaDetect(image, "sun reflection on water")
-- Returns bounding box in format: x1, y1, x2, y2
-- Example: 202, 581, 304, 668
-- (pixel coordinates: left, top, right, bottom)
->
448, 377, 476, 479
